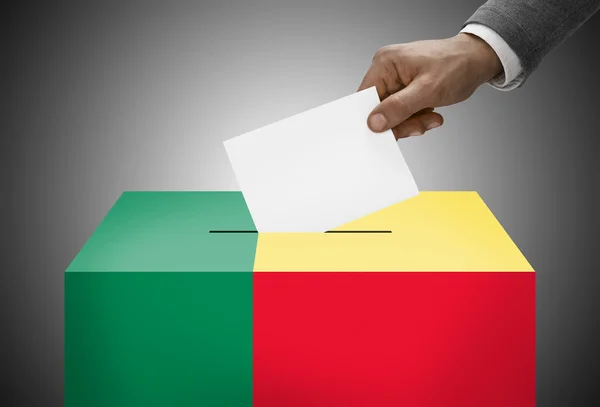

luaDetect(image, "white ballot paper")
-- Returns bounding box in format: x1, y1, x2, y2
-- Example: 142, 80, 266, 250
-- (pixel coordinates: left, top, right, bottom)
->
223, 86, 419, 232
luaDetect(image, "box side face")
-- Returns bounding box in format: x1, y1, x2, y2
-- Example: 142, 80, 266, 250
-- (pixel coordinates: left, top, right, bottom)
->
67, 191, 257, 272
65, 272, 253, 407
253, 271, 536, 407
254, 191, 533, 272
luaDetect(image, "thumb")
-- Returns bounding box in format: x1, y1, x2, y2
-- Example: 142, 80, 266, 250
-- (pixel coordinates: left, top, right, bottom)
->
367, 79, 431, 133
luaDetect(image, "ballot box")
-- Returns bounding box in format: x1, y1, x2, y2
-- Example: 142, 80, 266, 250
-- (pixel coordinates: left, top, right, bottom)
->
65, 191, 535, 407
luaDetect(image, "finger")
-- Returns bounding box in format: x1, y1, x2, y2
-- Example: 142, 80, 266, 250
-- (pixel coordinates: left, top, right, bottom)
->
357, 67, 375, 92
392, 111, 444, 140
367, 78, 431, 132
414, 107, 435, 114
358, 66, 390, 100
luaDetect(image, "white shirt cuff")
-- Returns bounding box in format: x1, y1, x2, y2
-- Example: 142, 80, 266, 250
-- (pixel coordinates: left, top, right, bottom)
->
460, 23, 525, 91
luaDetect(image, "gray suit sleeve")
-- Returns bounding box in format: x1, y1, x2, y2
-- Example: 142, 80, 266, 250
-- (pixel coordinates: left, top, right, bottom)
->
463, 0, 600, 86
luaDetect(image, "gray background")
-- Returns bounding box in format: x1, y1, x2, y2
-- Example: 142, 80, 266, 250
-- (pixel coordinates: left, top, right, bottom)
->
3, 0, 599, 405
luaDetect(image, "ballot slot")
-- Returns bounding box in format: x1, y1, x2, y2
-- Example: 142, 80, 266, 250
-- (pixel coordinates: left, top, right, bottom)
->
324, 230, 391, 234
209, 230, 258, 233
208, 231, 392, 233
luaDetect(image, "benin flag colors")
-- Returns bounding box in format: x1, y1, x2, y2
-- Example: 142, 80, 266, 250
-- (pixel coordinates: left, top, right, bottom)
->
65, 191, 535, 407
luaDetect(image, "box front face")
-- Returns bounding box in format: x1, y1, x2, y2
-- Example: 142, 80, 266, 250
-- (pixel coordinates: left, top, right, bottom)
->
253, 271, 535, 407
66, 272, 253, 407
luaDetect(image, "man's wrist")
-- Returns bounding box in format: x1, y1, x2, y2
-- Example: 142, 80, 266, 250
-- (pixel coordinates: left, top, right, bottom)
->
456, 32, 503, 84
460, 24, 525, 91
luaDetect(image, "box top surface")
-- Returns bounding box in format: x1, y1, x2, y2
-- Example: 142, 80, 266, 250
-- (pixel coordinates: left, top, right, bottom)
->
67, 192, 257, 272
254, 191, 533, 272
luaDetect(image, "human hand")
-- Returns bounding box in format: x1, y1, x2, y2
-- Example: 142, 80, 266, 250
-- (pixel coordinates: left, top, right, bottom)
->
358, 33, 502, 139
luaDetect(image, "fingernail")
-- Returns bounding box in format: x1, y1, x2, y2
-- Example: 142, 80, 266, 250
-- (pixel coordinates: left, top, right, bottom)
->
369, 113, 387, 132
426, 121, 440, 130
409, 131, 423, 137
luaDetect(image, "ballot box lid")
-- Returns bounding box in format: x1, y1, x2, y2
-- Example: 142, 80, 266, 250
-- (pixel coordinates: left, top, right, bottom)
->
66, 191, 257, 272
253, 191, 534, 272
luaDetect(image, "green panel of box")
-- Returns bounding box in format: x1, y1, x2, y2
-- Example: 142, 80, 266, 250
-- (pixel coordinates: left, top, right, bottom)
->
65, 192, 257, 407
